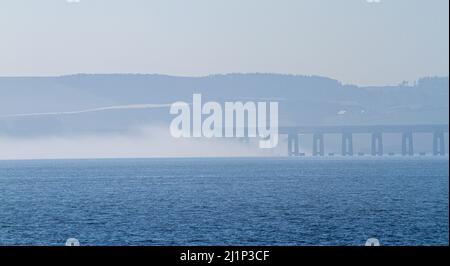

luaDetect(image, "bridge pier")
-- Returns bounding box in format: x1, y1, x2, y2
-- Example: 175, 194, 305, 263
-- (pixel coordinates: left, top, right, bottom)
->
371, 132, 383, 156
288, 133, 299, 156
402, 132, 414, 156
341, 133, 353, 156
433, 131, 445, 156
313, 133, 325, 156
280, 125, 447, 157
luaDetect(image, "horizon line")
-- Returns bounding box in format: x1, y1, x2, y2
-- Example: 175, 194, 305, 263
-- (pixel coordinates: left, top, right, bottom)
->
0, 72, 448, 88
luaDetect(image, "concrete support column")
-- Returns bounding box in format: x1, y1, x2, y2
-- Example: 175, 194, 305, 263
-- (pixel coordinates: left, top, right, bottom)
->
288, 133, 299, 156
402, 132, 414, 156
341, 133, 353, 156
371, 132, 383, 156
433, 131, 445, 156
313, 133, 325, 156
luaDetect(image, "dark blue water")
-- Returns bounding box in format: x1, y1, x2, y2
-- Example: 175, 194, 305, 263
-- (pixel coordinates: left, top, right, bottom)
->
0, 158, 448, 246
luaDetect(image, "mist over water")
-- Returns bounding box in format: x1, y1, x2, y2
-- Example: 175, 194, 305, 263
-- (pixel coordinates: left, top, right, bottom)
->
0, 74, 447, 160
0, 126, 272, 160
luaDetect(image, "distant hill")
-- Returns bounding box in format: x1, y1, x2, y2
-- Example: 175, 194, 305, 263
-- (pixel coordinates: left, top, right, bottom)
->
0, 74, 448, 137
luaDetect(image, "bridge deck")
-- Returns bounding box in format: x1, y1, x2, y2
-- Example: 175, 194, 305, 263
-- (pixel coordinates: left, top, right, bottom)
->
279, 124, 449, 134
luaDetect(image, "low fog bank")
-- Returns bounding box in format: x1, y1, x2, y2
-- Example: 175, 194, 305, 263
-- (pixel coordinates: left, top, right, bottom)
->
0, 125, 448, 160
0, 126, 281, 160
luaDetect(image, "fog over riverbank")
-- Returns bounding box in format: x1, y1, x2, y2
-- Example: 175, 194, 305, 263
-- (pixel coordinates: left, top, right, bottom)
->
0, 74, 448, 159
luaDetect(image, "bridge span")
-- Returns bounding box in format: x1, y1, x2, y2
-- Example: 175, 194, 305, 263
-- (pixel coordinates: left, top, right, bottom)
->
279, 124, 448, 157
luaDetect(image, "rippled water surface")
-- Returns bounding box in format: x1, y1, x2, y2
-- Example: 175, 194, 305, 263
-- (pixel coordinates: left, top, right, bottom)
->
0, 158, 448, 246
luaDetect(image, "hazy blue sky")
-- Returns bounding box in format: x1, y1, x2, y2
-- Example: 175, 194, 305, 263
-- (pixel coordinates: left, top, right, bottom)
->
0, 0, 448, 85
